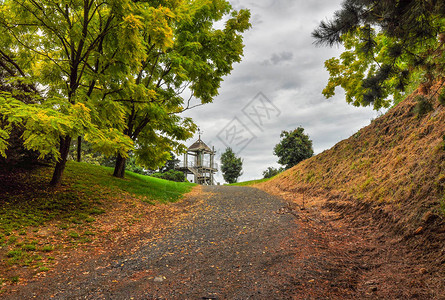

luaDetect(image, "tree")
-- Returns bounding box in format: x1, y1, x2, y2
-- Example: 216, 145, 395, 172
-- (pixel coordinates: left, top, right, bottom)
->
158, 152, 180, 173
110, 1, 251, 178
151, 169, 185, 182
0, 0, 138, 185
0, 0, 251, 185
274, 127, 313, 170
220, 147, 243, 184
262, 166, 283, 179
312, 0, 445, 109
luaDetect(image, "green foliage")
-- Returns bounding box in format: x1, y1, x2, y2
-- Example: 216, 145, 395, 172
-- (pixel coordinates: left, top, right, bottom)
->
0, 0, 251, 184
151, 170, 185, 182
68, 232, 80, 239
313, 0, 445, 109
158, 152, 180, 173
110, 1, 251, 176
274, 127, 314, 170
0, 0, 148, 184
123, 155, 148, 175
220, 147, 243, 184
262, 166, 283, 179
0, 95, 133, 160
6, 250, 23, 258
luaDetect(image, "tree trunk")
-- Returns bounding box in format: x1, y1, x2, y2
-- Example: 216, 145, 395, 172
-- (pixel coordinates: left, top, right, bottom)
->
113, 153, 126, 178
77, 136, 82, 162
50, 136, 72, 186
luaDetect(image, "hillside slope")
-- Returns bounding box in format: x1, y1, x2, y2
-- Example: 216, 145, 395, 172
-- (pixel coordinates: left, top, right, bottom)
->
259, 84, 445, 265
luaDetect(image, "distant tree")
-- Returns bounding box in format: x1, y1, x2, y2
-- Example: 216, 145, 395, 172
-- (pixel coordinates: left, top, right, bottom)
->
274, 127, 314, 169
262, 166, 283, 179
221, 147, 243, 184
158, 152, 180, 173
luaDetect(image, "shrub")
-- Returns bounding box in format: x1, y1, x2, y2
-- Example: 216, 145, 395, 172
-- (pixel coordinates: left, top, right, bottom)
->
262, 167, 283, 179
151, 170, 185, 182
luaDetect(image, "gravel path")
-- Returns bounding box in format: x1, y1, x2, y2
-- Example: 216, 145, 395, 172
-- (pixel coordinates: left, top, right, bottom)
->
6, 186, 305, 299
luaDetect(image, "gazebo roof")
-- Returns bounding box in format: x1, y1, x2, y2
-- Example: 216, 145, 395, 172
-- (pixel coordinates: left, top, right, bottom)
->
188, 138, 212, 153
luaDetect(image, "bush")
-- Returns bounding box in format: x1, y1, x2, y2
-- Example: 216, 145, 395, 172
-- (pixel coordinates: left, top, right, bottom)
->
262, 167, 283, 179
151, 170, 185, 182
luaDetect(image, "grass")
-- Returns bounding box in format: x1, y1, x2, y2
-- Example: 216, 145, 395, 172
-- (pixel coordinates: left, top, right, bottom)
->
260, 88, 445, 232
66, 161, 195, 203
0, 160, 195, 270
0, 161, 195, 234
228, 177, 272, 186
440, 195, 445, 217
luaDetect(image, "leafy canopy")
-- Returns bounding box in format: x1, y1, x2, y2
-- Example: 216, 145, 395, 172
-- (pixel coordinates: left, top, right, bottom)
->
313, 0, 445, 109
220, 147, 243, 184
0, 93, 132, 160
104, 0, 251, 175
0, 0, 140, 161
274, 127, 313, 170
0, 0, 251, 184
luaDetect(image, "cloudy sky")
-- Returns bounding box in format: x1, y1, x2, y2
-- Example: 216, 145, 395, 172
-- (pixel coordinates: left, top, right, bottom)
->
181, 0, 381, 183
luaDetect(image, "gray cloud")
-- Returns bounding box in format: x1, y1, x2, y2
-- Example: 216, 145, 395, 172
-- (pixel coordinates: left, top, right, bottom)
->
261, 51, 294, 65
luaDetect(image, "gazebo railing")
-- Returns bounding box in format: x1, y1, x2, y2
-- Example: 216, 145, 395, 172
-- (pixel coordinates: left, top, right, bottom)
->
178, 161, 218, 170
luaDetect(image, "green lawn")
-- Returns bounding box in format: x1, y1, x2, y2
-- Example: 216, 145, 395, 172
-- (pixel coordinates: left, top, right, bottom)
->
66, 161, 195, 203
0, 161, 195, 278
0, 161, 195, 235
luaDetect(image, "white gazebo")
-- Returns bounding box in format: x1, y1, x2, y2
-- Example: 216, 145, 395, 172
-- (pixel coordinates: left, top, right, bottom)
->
177, 134, 217, 185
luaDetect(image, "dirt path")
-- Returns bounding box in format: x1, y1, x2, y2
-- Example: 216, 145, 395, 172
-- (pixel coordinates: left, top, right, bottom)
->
3, 186, 439, 299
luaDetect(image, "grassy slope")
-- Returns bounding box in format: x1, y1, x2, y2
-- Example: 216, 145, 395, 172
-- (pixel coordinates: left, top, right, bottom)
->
0, 161, 195, 233
259, 85, 445, 258
228, 178, 272, 186
65, 162, 195, 204
0, 161, 195, 284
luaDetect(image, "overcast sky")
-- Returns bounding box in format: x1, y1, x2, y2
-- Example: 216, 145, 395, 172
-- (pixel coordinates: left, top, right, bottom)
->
181, 0, 381, 184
